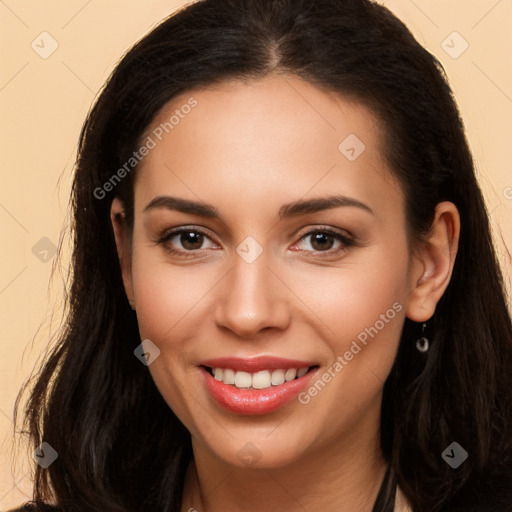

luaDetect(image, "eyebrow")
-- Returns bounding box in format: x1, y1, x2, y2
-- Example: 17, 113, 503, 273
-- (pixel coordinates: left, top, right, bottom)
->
143, 194, 374, 219
144, 195, 219, 217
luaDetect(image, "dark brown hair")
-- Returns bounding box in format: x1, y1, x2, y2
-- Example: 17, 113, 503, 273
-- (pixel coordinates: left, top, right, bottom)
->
15, 0, 512, 511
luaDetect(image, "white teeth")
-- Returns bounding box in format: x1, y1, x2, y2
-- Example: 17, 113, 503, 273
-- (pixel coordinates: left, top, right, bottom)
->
211, 366, 311, 389
252, 370, 271, 389
234, 371, 252, 388
271, 369, 285, 385
285, 368, 297, 381
223, 368, 235, 385
297, 367, 308, 378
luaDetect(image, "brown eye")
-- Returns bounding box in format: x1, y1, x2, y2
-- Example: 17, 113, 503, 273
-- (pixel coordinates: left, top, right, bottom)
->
309, 232, 335, 251
293, 228, 355, 255
179, 231, 205, 250
156, 227, 218, 256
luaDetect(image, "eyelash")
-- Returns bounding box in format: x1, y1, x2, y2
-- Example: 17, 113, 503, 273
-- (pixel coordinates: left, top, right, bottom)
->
154, 226, 356, 259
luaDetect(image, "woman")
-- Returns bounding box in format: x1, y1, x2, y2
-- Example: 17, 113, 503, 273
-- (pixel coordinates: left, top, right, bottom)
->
12, 0, 512, 511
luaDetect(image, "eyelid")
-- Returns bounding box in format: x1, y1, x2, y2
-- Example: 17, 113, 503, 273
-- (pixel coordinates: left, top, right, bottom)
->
156, 225, 215, 242
294, 225, 354, 241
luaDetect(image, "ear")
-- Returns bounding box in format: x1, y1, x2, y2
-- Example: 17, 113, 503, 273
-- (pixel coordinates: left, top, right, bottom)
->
111, 198, 135, 308
406, 201, 460, 322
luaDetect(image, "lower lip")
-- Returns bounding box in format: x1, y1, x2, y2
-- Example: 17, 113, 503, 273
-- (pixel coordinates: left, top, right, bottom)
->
201, 366, 318, 416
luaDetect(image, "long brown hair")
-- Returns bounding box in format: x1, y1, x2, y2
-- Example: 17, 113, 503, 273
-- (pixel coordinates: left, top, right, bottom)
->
16, 1, 512, 511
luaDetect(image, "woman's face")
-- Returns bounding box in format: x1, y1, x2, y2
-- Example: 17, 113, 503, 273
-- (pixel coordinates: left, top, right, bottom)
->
115, 75, 420, 469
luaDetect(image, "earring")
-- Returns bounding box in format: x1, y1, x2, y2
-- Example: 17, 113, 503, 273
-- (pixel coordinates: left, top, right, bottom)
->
416, 322, 429, 353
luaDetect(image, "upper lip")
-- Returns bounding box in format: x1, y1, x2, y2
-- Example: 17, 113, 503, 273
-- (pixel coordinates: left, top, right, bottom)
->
199, 356, 317, 373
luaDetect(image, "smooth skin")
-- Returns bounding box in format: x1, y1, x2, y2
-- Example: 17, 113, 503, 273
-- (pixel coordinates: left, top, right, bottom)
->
111, 74, 460, 512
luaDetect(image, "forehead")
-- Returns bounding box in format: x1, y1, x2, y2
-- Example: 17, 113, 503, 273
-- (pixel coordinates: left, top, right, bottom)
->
135, 74, 403, 220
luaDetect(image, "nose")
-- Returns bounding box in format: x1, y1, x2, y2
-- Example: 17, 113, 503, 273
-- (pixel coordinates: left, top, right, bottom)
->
213, 252, 291, 339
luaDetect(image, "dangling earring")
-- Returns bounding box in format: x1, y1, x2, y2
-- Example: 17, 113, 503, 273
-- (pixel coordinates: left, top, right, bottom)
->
416, 322, 429, 353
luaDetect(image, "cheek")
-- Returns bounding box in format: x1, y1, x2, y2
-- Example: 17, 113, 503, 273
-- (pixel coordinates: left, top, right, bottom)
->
290, 245, 409, 346
289, 248, 409, 432
129, 243, 201, 376
290, 321, 404, 455
129, 249, 218, 424
130, 236, 219, 340
287, 246, 409, 420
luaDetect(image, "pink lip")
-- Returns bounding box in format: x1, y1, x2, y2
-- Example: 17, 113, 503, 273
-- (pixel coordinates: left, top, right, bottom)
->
199, 356, 315, 373
199, 359, 318, 416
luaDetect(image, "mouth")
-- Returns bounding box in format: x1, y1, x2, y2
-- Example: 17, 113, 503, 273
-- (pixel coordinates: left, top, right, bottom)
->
199, 357, 319, 415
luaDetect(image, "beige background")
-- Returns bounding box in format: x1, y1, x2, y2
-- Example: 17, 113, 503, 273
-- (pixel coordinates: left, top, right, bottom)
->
1, 0, 511, 509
